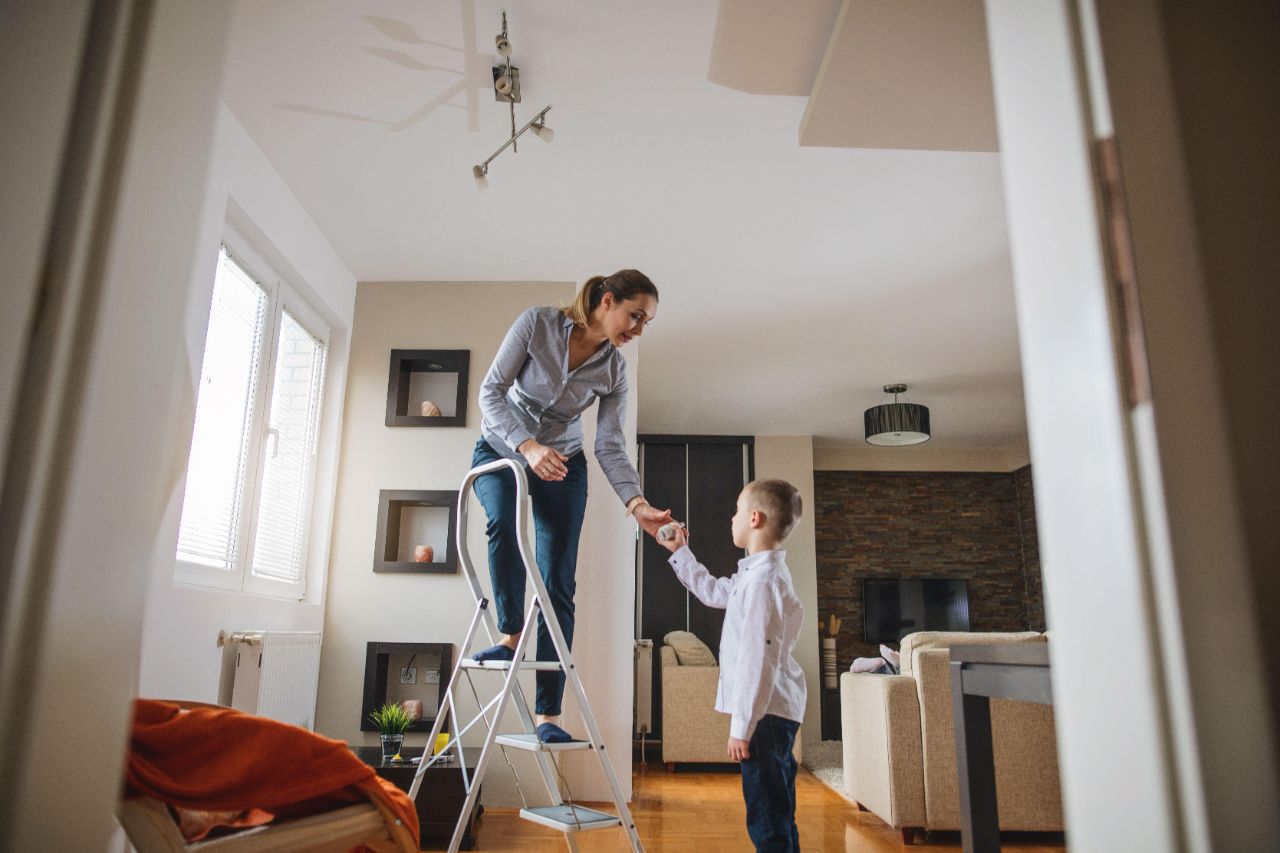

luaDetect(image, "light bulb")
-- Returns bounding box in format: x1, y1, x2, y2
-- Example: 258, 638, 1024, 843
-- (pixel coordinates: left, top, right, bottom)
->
495, 74, 513, 96
495, 34, 511, 56
472, 165, 488, 190
530, 122, 555, 142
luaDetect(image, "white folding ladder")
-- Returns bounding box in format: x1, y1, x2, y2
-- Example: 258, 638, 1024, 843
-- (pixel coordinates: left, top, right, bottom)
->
407, 458, 645, 853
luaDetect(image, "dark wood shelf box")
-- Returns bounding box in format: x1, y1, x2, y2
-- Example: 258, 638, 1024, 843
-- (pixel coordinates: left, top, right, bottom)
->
374, 489, 459, 574
350, 745, 480, 848
385, 349, 469, 427
360, 641, 454, 733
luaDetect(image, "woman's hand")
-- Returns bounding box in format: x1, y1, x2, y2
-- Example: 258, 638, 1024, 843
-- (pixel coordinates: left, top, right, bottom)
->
519, 440, 569, 481
627, 499, 673, 538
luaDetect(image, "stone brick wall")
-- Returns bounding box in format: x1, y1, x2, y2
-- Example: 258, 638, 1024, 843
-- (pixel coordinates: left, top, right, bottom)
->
814, 467, 1044, 667
1013, 465, 1045, 631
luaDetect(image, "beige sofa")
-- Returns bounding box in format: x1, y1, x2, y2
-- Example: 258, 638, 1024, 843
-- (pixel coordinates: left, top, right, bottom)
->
840, 631, 1062, 844
659, 643, 801, 768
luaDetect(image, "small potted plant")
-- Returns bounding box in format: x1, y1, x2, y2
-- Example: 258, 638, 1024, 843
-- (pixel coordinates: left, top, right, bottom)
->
368, 702, 413, 762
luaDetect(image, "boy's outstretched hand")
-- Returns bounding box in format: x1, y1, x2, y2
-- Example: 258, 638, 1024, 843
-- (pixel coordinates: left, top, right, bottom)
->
727, 737, 750, 761
655, 523, 688, 553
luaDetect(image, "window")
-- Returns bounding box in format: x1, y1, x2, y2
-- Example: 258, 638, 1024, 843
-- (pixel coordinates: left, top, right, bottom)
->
176, 237, 329, 598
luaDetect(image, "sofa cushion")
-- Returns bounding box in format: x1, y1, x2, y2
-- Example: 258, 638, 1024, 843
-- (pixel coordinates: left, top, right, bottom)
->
899, 631, 1043, 677
663, 631, 717, 666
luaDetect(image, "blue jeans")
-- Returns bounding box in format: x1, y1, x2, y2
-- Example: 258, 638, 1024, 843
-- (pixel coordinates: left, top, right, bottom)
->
740, 714, 801, 853
470, 438, 588, 716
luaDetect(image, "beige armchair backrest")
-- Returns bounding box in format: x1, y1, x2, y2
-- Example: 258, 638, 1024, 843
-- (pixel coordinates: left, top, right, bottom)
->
911, 635, 1063, 832
899, 630, 1042, 677
659, 644, 803, 764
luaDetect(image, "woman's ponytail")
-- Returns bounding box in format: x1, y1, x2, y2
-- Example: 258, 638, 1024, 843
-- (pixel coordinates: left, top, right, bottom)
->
562, 270, 658, 326
565, 276, 608, 326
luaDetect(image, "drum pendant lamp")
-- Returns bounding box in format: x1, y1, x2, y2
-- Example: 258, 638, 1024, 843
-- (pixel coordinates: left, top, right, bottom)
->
864, 384, 931, 446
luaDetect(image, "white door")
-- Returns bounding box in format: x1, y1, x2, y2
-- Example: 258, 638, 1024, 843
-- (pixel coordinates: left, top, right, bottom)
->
0, 3, 233, 849
985, 1, 1279, 851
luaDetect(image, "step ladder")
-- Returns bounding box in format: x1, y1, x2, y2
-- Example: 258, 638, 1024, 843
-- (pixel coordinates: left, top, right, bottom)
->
407, 458, 645, 852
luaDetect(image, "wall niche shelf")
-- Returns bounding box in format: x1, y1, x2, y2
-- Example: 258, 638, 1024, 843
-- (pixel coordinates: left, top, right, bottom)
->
374, 489, 459, 574
360, 641, 453, 733
385, 349, 469, 427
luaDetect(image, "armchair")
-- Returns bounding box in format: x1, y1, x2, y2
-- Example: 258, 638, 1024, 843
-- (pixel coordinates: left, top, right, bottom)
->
841, 632, 1062, 843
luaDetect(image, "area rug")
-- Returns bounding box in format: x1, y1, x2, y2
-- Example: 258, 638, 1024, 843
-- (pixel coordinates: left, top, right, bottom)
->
800, 739, 851, 800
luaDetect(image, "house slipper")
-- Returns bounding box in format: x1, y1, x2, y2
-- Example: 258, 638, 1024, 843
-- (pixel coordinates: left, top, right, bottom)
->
536, 722, 574, 743
472, 643, 516, 663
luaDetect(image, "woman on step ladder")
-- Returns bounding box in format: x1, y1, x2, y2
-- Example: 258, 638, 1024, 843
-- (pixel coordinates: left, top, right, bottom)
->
470, 270, 671, 743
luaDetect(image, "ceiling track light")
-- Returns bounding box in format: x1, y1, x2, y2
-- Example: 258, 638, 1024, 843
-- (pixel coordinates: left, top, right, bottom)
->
473, 105, 553, 189
471, 10, 554, 188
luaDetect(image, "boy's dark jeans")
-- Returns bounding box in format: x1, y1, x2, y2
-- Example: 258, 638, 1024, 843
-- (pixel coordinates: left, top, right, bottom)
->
741, 714, 801, 852
471, 438, 588, 716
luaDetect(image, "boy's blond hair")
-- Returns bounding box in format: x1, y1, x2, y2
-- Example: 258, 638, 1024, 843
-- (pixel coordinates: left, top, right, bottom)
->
744, 478, 803, 539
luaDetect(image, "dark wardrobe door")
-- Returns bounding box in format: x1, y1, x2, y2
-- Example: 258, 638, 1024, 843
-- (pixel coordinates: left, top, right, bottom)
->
639, 442, 687, 738
685, 442, 749, 648
638, 436, 752, 739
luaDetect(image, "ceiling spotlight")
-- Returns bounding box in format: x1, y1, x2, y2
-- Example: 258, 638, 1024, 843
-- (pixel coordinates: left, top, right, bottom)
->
495, 8, 513, 56
491, 66, 521, 103
530, 121, 555, 142
472, 164, 488, 190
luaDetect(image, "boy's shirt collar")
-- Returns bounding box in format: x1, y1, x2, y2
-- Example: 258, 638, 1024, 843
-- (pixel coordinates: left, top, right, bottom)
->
738, 549, 786, 572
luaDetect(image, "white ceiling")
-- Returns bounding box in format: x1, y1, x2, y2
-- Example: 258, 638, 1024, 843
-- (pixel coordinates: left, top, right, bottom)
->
801, 0, 999, 151
222, 0, 1026, 452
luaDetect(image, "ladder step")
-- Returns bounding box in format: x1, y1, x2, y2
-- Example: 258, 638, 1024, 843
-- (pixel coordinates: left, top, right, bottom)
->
495, 733, 594, 752
461, 658, 565, 672
518, 805, 622, 833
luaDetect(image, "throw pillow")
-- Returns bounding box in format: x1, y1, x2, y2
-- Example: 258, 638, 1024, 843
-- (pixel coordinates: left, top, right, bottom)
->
663, 630, 717, 667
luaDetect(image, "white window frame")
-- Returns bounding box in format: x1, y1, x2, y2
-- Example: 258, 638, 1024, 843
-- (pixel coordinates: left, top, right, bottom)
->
175, 226, 330, 600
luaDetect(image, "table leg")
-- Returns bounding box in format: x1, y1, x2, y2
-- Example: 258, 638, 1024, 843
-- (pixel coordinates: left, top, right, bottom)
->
952, 661, 1001, 853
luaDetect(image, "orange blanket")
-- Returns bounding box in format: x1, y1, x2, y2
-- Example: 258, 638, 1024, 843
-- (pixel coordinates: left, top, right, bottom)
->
125, 699, 418, 850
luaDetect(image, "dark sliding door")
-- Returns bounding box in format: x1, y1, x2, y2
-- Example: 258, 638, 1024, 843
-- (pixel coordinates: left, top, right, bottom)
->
637, 435, 753, 738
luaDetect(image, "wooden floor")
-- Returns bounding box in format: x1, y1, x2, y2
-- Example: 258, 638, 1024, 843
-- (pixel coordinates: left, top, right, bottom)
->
443, 760, 1067, 852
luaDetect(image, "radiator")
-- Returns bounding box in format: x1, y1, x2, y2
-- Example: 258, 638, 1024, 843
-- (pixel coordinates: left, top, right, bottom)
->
634, 639, 653, 735
218, 631, 322, 730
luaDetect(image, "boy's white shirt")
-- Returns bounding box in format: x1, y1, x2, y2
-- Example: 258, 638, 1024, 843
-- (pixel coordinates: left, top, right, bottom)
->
667, 546, 807, 741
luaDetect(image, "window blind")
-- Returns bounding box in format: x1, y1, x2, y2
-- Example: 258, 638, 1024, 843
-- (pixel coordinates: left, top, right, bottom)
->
251, 309, 327, 583
176, 248, 267, 569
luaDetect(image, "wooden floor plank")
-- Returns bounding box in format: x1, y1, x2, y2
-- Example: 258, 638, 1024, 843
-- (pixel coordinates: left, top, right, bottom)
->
437, 761, 1067, 851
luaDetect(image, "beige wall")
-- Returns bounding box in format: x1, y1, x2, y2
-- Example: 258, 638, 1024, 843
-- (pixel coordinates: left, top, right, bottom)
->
814, 444, 1029, 472
754, 436, 821, 746
1159, 0, 1280, 789
317, 281, 638, 805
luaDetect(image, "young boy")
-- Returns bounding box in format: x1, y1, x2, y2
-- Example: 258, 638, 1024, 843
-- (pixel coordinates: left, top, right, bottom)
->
656, 478, 807, 853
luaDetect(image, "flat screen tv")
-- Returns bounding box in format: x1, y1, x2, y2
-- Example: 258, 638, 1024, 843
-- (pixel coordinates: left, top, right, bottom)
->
863, 578, 971, 644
